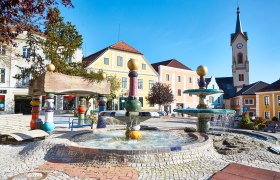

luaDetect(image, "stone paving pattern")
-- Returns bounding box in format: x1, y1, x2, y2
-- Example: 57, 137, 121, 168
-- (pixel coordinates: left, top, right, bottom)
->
1, 115, 280, 179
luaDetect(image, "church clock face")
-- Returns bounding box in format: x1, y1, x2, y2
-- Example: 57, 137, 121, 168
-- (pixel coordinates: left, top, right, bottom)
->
237, 43, 243, 49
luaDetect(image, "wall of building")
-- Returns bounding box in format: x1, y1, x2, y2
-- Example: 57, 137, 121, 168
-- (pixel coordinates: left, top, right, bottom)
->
86, 49, 158, 110
158, 65, 199, 114
0, 31, 83, 114
257, 91, 280, 120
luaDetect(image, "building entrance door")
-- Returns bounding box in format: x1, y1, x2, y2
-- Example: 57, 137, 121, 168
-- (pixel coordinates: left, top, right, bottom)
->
14, 95, 32, 114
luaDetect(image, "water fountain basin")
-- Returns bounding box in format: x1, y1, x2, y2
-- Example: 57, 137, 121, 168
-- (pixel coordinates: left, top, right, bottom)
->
184, 89, 224, 96
99, 111, 160, 124
174, 108, 236, 117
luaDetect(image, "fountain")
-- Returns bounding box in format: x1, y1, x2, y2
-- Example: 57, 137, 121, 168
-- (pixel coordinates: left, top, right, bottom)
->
99, 58, 159, 140
173, 65, 236, 133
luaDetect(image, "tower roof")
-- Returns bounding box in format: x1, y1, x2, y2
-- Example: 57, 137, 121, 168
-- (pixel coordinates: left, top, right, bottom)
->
231, 6, 248, 43
235, 7, 243, 34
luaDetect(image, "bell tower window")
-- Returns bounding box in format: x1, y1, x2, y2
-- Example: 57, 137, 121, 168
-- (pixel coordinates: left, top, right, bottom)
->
237, 53, 243, 64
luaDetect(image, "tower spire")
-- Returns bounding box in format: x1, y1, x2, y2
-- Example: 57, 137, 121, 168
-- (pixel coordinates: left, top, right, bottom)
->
235, 6, 243, 33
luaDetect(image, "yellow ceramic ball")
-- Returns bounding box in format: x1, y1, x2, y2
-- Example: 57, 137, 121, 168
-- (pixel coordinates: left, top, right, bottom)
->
129, 130, 142, 140
47, 64, 55, 72
127, 58, 139, 71
196, 65, 208, 76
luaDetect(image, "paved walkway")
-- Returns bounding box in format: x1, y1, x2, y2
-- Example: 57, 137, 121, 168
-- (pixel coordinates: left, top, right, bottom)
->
1, 114, 280, 180
211, 163, 280, 180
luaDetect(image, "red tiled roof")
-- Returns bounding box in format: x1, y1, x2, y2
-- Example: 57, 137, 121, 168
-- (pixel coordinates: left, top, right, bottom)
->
83, 41, 142, 66
151, 59, 192, 72
110, 41, 142, 55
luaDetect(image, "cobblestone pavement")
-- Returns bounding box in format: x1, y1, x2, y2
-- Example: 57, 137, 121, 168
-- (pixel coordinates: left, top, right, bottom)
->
1, 115, 280, 179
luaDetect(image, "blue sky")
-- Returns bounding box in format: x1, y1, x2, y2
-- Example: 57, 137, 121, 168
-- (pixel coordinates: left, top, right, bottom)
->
60, 0, 280, 84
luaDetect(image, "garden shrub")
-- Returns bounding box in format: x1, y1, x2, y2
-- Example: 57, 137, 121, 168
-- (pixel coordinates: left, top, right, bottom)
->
238, 112, 253, 129
253, 117, 266, 130
272, 116, 278, 122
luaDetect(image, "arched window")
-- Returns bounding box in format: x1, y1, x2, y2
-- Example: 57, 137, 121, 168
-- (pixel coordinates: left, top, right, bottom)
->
237, 53, 243, 64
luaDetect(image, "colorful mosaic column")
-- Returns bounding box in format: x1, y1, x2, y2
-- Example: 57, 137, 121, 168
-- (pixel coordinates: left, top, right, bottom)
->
196, 65, 210, 132
30, 96, 41, 130
42, 93, 55, 134
77, 98, 86, 126
97, 95, 107, 128
125, 58, 142, 140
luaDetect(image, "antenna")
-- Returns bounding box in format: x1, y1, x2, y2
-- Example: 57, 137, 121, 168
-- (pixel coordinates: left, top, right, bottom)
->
118, 24, 120, 42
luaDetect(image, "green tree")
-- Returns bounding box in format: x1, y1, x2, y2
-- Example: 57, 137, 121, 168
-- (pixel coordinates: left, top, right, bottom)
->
0, 0, 73, 44
146, 82, 174, 111
14, 8, 104, 82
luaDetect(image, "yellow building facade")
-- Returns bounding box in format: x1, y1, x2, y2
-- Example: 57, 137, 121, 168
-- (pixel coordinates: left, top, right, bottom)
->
256, 79, 280, 120
83, 41, 158, 110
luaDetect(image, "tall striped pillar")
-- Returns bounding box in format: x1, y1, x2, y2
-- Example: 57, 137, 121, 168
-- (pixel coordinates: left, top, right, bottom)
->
30, 96, 41, 130
42, 93, 55, 134
77, 98, 86, 126
97, 95, 107, 128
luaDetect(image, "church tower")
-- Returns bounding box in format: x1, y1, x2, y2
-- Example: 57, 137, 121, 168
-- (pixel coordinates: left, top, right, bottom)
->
231, 7, 249, 92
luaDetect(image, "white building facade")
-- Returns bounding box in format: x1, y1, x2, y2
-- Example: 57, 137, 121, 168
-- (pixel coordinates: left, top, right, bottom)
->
0, 31, 83, 114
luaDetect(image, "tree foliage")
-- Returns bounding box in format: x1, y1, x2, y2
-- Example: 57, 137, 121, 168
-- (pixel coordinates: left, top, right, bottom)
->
146, 82, 174, 110
14, 9, 110, 85
0, 0, 73, 44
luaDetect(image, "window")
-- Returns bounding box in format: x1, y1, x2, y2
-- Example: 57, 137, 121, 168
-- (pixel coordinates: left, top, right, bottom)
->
149, 80, 154, 90
22, 47, 30, 58
264, 111, 270, 119
63, 96, 75, 110
178, 89, 181, 96
212, 85, 215, 89
209, 96, 214, 103
166, 74, 169, 81
0, 95, 5, 111
239, 74, 244, 81
142, 64, 146, 70
65, 57, 72, 63
233, 99, 239, 106
0, 69, 5, 83
178, 76, 181, 82
138, 79, 143, 89
217, 97, 221, 104
237, 53, 243, 64
189, 77, 192, 83
278, 96, 280, 106
139, 97, 144, 107
249, 112, 254, 117
117, 56, 123, 66
104, 58, 109, 65
264, 96, 269, 106
121, 77, 127, 89
45, 55, 49, 61
22, 75, 30, 86
245, 99, 253, 105
0, 45, 6, 55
